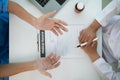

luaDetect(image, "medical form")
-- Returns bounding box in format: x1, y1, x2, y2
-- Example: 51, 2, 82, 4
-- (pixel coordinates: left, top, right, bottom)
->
45, 24, 85, 58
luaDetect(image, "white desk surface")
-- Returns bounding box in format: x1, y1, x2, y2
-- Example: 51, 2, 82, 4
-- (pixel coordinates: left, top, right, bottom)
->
10, 0, 102, 80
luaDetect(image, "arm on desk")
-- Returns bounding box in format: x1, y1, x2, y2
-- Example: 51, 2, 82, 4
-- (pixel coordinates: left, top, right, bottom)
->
80, 40, 100, 62
79, 0, 120, 44
80, 40, 120, 80
93, 58, 120, 80
8, 1, 68, 36
0, 53, 60, 78
0, 61, 36, 78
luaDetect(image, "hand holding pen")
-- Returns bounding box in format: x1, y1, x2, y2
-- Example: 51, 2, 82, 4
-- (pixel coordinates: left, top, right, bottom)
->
76, 37, 98, 48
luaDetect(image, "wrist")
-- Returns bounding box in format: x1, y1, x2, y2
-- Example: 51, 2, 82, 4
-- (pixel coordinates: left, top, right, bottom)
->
28, 61, 37, 70
89, 19, 101, 32
32, 17, 43, 30
90, 52, 100, 62
30, 17, 38, 28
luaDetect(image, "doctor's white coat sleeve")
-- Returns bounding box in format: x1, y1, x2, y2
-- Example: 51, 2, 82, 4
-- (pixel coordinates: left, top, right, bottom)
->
93, 58, 120, 80
95, 0, 120, 27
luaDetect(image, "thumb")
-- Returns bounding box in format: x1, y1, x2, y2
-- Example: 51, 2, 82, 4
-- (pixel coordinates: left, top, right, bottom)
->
40, 71, 52, 78
44, 10, 56, 18
92, 41, 97, 47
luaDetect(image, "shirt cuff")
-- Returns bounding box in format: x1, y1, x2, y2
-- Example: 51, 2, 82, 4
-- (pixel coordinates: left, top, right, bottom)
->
93, 57, 106, 67
95, 17, 106, 27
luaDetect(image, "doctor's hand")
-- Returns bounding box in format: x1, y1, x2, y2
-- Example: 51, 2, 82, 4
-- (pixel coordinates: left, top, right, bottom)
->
80, 41, 100, 62
34, 11, 68, 36
9, 2, 68, 36
34, 53, 60, 78
79, 20, 101, 45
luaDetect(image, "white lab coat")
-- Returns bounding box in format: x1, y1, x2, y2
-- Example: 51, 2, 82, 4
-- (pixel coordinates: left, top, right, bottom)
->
93, 0, 120, 80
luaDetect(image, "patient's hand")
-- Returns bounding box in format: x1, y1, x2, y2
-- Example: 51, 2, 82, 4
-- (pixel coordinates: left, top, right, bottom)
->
79, 20, 101, 45
80, 41, 99, 62
79, 27, 96, 43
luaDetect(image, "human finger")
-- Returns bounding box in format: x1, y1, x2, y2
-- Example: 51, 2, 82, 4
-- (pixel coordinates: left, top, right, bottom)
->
51, 62, 61, 69
47, 53, 54, 58
50, 29, 59, 36
91, 41, 97, 47
47, 53, 56, 60
48, 53, 57, 64
80, 34, 87, 43
54, 27, 63, 35
55, 23, 68, 32
88, 36, 96, 44
84, 38, 89, 47
79, 30, 85, 42
46, 61, 60, 70
51, 54, 60, 65
53, 55, 60, 64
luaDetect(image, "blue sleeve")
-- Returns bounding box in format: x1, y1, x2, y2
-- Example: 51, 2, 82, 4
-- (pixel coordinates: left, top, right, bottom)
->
0, 0, 9, 80
0, 77, 9, 80
0, 0, 9, 63
0, 0, 9, 22
0, 0, 8, 13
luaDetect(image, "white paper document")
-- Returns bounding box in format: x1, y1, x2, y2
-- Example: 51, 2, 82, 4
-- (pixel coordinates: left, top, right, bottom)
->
45, 24, 86, 58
